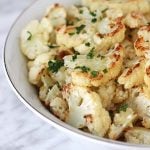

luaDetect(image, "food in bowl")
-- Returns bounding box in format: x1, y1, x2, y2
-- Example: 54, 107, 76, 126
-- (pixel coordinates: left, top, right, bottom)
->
20, 0, 150, 144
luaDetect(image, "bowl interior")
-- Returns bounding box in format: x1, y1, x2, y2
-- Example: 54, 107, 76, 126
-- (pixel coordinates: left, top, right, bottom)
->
4, 0, 150, 149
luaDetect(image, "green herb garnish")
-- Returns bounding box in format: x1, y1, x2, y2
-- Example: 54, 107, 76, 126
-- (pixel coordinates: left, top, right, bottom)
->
118, 104, 128, 112
101, 8, 108, 13
76, 24, 86, 34
79, 9, 83, 14
91, 18, 97, 23
48, 44, 59, 48
48, 60, 64, 73
27, 31, 32, 40
85, 42, 90, 47
90, 11, 96, 17
91, 71, 99, 77
72, 54, 78, 61
87, 48, 94, 59
75, 66, 90, 72
103, 68, 108, 73
69, 32, 75, 36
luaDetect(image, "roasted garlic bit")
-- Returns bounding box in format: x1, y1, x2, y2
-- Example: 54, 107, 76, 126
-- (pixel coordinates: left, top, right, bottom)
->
21, 18, 53, 59
125, 127, 150, 144
45, 3, 67, 28
124, 11, 147, 28
28, 52, 56, 85
64, 44, 124, 87
108, 108, 137, 140
82, 0, 150, 15
118, 58, 145, 89
62, 84, 111, 136
134, 25, 150, 57
93, 17, 125, 50
56, 25, 89, 48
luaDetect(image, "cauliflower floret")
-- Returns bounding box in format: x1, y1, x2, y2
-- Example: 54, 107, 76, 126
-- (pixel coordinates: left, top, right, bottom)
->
106, 8, 123, 20
134, 25, 150, 57
21, 18, 53, 59
124, 11, 147, 28
113, 84, 129, 104
62, 84, 111, 136
118, 58, 145, 89
56, 25, 89, 48
28, 52, 56, 85
125, 127, 150, 144
45, 3, 66, 28
64, 44, 124, 87
97, 80, 116, 109
108, 108, 137, 140
82, 0, 150, 15
132, 94, 150, 129
93, 17, 125, 51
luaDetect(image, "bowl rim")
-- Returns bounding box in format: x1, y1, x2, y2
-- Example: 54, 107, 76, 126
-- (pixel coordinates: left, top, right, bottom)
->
3, 0, 150, 148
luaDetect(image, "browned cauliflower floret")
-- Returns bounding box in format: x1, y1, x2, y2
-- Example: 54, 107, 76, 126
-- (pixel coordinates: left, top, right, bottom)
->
97, 80, 116, 109
118, 58, 145, 89
124, 11, 147, 28
125, 127, 150, 144
62, 84, 111, 136
108, 108, 137, 140
45, 3, 67, 28
134, 25, 150, 57
93, 17, 125, 51
64, 44, 124, 87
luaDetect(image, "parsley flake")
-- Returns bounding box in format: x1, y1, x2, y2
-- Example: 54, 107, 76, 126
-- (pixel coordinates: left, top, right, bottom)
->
76, 24, 86, 34
91, 18, 97, 23
48, 60, 64, 73
118, 104, 128, 112
103, 68, 108, 73
69, 32, 75, 36
85, 42, 90, 47
90, 11, 96, 17
72, 54, 78, 61
87, 48, 94, 59
48, 44, 59, 48
91, 71, 99, 77
79, 10, 83, 14
75, 66, 90, 72
101, 8, 108, 13
27, 31, 32, 40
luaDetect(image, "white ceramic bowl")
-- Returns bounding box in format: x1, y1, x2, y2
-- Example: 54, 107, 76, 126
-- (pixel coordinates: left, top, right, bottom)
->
3, 0, 150, 149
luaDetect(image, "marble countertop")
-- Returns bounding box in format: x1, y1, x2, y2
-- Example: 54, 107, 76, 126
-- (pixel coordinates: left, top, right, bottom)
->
0, 0, 82, 149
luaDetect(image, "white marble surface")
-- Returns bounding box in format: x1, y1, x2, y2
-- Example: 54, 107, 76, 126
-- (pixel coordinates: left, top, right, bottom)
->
0, 0, 82, 149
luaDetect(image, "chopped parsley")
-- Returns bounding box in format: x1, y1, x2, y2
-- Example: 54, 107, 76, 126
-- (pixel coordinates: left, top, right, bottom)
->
90, 11, 96, 17
91, 71, 99, 77
101, 55, 105, 59
118, 104, 128, 112
56, 81, 61, 89
48, 44, 59, 48
103, 68, 108, 73
85, 42, 90, 47
69, 32, 75, 36
27, 31, 32, 40
48, 60, 64, 73
76, 24, 86, 34
91, 18, 97, 23
87, 48, 94, 59
75, 66, 90, 72
72, 54, 78, 61
79, 9, 83, 14
101, 8, 108, 13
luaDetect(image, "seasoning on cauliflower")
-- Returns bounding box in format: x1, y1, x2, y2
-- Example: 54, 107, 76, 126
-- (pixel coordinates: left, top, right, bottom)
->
20, 18, 53, 59
108, 108, 137, 140
93, 17, 125, 51
118, 58, 145, 89
125, 127, 150, 144
62, 84, 111, 136
134, 25, 150, 57
45, 3, 67, 28
64, 44, 124, 87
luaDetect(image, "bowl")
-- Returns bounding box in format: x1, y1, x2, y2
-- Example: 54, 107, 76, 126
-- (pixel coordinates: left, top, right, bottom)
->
3, 0, 150, 149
